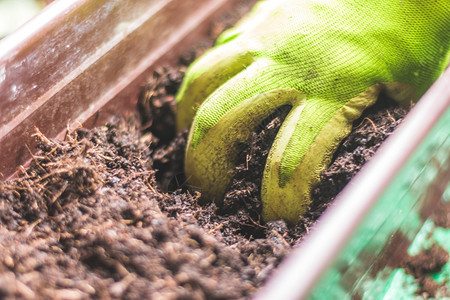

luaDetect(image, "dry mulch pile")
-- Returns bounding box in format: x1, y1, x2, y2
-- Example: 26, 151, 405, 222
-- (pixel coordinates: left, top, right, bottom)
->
0, 123, 277, 299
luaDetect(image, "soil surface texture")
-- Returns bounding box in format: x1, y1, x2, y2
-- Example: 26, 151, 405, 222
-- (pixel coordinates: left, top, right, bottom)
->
0, 1, 414, 299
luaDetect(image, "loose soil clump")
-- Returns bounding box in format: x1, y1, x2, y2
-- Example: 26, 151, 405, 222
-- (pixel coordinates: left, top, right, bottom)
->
403, 245, 449, 298
0, 122, 264, 299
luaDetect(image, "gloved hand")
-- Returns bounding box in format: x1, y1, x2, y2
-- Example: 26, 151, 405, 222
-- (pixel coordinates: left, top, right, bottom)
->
176, 0, 449, 224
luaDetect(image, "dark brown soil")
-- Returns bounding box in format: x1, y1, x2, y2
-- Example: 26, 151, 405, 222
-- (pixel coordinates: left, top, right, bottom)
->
403, 245, 449, 298
0, 123, 270, 299
0, 1, 416, 299
429, 199, 450, 229
221, 97, 408, 245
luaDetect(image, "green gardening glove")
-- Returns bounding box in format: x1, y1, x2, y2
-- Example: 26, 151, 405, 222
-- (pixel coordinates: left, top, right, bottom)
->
176, 0, 450, 224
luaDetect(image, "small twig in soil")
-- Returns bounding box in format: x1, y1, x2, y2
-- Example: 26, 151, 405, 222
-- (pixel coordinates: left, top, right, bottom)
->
245, 154, 251, 171
386, 110, 396, 123
355, 117, 378, 133
209, 223, 224, 234
270, 230, 290, 247
33, 127, 55, 146
24, 219, 42, 236
145, 180, 157, 193
49, 181, 68, 204
248, 216, 267, 229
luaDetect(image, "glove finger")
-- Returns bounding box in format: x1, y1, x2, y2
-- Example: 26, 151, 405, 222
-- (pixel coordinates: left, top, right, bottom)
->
185, 87, 306, 203
189, 58, 298, 149
176, 0, 295, 132
176, 42, 255, 131
261, 84, 392, 224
